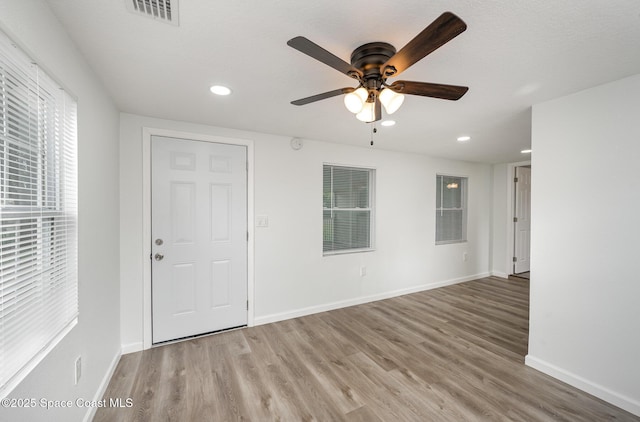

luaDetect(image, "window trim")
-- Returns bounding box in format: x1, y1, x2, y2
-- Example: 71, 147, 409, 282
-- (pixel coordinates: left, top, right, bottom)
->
435, 173, 468, 245
322, 163, 376, 256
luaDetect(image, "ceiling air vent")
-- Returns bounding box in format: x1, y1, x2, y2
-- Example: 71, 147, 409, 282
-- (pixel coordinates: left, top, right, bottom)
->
126, 0, 179, 26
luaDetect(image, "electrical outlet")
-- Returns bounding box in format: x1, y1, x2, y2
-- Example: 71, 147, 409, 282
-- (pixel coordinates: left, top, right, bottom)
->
462, 252, 468, 262
359, 266, 367, 277
75, 356, 82, 385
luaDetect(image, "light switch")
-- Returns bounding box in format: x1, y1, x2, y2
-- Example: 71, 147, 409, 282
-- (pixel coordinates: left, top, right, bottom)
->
256, 215, 269, 228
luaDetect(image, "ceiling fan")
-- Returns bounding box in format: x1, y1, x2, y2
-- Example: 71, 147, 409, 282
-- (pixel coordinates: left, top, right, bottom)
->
287, 11, 468, 123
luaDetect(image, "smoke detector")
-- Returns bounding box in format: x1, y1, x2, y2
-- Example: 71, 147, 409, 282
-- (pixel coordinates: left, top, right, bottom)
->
126, 0, 179, 26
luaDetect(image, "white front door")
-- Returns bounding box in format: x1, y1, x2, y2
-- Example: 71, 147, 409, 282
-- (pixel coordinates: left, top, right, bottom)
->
151, 135, 247, 343
514, 166, 531, 274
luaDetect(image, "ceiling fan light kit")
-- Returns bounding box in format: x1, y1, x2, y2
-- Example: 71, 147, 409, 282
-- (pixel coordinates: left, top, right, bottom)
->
344, 87, 369, 113
287, 11, 469, 124
379, 88, 405, 114
356, 101, 376, 123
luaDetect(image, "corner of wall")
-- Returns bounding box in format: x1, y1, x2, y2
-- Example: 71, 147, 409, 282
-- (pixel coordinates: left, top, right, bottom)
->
82, 350, 122, 422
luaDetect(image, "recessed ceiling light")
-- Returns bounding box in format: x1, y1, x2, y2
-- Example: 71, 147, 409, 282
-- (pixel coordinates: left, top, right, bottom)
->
210, 85, 231, 96
457, 136, 471, 142
381, 120, 396, 127
521, 149, 532, 154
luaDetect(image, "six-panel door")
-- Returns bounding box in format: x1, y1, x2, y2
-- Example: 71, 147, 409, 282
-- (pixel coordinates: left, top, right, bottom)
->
151, 136, 247, 343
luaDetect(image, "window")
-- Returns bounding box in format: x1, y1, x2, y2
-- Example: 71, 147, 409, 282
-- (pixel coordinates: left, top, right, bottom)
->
436, 175, 467, 244
0, 30, 78, 397
323, 165, 374, 254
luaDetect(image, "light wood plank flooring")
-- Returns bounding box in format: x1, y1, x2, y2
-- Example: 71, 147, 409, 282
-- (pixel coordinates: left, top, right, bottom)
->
95, 277, 639, 421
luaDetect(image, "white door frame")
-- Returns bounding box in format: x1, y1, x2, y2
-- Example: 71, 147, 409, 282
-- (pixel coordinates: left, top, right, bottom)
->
505, 160, 531, 276
142, 127, 255, 350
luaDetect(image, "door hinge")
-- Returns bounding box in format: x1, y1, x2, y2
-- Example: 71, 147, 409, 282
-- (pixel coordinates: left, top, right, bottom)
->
513, 256, 518, 263
513, 217, 518, 223
246, 300, 249, 310
514, 177, 519, 183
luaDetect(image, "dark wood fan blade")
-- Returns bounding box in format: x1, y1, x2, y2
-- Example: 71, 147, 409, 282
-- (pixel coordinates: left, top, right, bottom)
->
288, 36, 362, 78
291, 87, 354, 106
382, 12, 466, 77
388, 80, 468, 100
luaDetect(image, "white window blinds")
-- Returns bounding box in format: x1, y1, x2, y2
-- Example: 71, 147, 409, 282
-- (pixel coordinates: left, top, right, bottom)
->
436, 175, 467, 244
323, 165, 374, 254
0, 30, 78, 396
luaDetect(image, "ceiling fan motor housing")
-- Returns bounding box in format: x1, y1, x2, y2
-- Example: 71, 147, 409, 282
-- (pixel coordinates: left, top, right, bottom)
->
350, 42, 396, 90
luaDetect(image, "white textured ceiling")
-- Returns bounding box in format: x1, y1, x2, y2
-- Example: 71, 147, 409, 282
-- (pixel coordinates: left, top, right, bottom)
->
45, 0, 640, 163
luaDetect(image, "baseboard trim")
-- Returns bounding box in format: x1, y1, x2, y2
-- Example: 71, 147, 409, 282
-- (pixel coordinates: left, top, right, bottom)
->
121, 342, 144, 355
254, 273, 489, 326
525, 354, 640, 417
83, 349, 121, 422
491, 271, 509, 279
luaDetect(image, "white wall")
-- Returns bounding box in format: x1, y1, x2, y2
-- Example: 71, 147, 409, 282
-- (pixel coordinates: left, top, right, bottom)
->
527, 74, 640, 416
120, 113, 492, 351
0, 2, 121, 422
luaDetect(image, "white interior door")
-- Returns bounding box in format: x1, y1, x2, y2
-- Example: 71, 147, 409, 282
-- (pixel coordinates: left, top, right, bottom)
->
514, 166, 531, 274
151, 135, 247, 343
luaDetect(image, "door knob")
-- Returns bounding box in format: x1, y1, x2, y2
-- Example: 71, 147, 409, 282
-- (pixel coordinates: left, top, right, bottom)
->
154, 253, 164, 261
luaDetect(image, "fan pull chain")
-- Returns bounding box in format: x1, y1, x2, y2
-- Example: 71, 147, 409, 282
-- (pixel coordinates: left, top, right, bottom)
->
370, 122, 377, 146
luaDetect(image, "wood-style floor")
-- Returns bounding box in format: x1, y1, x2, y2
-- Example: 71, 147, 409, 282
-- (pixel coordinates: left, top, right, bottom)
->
95, 277, 639, 421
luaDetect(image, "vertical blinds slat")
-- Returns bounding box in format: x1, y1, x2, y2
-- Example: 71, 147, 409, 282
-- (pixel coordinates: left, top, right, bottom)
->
0, 28, 78, 396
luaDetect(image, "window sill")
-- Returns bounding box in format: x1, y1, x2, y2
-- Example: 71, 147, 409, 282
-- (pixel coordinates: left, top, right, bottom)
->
323, 248, 375, 256
0, 317, 77, 399
436, 240, 468, 246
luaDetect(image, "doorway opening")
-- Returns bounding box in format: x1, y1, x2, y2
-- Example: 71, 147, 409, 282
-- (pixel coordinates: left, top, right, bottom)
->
512, 165, 531, 278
